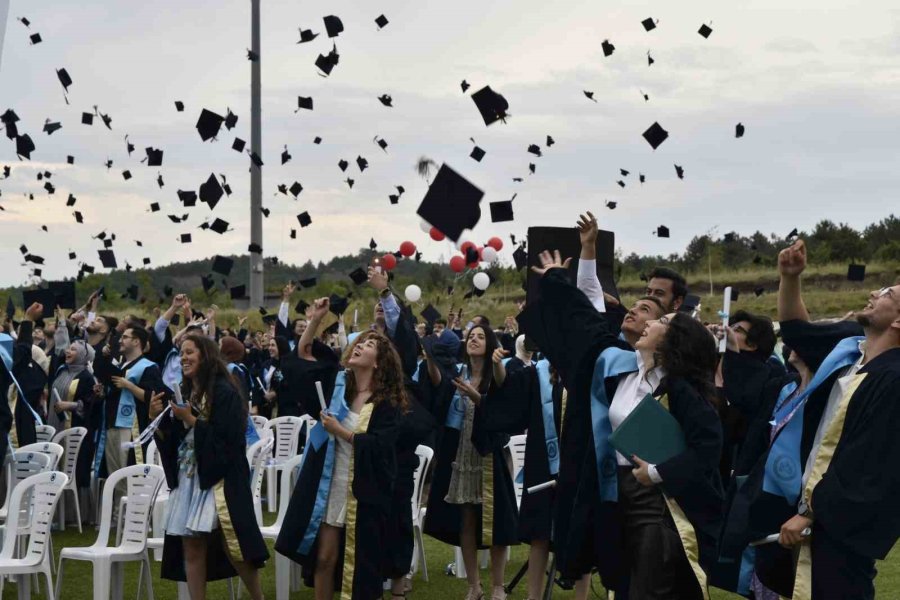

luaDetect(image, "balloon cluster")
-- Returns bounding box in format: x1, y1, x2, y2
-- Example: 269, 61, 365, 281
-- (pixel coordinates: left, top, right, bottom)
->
448, 236, 503, 273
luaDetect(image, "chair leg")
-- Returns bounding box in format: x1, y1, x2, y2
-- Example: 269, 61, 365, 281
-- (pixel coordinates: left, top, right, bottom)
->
417, 527, 429, 582
43, 563, 55, 600
73, 488, 83, 534
54, 557, 65, 599
137, 559, 145, 600
143, 553, 155, 600
93, 560, 111, 600
266, 465, 276, 513
57, 489, 66, 532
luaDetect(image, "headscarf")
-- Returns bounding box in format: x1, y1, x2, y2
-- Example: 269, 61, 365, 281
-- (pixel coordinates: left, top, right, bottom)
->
514, 334, 533, 365
49, 341, 96, 429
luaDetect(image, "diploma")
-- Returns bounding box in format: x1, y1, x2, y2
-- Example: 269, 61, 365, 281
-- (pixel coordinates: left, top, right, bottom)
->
719, 286, 732, 354
749, 527, 811, 547
526, 480, 557, 495
315, 381, 328, 414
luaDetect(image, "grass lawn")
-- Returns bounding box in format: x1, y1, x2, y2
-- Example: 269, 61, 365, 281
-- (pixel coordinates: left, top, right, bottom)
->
5, 520, 899, 599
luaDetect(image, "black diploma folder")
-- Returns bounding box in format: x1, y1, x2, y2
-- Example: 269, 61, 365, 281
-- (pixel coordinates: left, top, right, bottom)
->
609, 393, 686, 465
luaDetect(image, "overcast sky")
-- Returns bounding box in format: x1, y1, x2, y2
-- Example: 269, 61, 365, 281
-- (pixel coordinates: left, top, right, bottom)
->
1, 0, 899, 287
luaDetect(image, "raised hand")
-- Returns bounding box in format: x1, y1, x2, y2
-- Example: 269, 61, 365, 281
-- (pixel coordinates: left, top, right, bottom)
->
530, 250, 572, 277
577, 211, 599, 247
282, 282, 296, 300
778, 240, 807, 277
492, 348, 509, 365
311, 297, 330, 321
25, 302, 43, 321
367, 266, 389, 292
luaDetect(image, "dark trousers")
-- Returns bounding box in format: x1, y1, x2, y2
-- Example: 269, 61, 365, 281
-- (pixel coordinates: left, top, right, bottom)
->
618, 467, 703, 600
811, 524, 876, 600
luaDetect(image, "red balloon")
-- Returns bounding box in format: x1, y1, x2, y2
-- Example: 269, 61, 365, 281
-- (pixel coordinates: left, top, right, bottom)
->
487, 236, 504, 251
381, 253, 398, 271
429, 227, 445, 241
460, 241, 476, 256
399, 241, 416, 257
449, 255, 466, 273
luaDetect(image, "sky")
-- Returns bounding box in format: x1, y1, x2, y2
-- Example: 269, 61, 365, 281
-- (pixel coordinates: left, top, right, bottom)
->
1, 0, 899, 287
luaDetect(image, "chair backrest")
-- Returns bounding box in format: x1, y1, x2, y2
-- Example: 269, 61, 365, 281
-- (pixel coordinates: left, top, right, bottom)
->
411, 445, 434, 523
248, 436, 275, 524
0, 471, 68, 562
251, 415, 268, 436
145, 439, 162, 467
51, 426, 88, 482
1, 450, 53, 515
95, 464, 165, 551
272, 453, 303, 529
264, 416, 303, 461
34, 424, 57, 444
506, 434, 527, 508
18, 441, 65, 471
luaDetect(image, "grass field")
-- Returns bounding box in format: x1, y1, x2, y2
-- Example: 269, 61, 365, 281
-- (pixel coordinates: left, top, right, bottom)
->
4, 518, 898, 599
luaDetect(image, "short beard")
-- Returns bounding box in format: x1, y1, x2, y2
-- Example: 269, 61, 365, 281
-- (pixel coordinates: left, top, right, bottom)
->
855, 312, 872, 328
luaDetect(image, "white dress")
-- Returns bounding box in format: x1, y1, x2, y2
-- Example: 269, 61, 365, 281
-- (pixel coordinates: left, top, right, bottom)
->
162, 428, 219, 536
323, 410, 360, 527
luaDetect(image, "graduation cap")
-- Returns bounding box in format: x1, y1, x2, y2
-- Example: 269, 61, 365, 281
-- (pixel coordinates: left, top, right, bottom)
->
369, 238, 378, 250
356, 156, 369, 171
201, 275, 215, 293
295, 299, 310, 314
375, 14, 388, 28
144, 147, 163, 167
298, 277, 317, 289
199, 173, 224, 208
787, 228, 799, 240
22, 289, 56, 319
525, 226, 619, 304
643, 122, 669, 150
735, 123, 745, 138
313, 136, 322, 144
178, 189, 198, 206
162, 285, 174, 298
232, 138, 246, 152
642, 17, 657, 31
729, 288, 740, 302
209, 218, 230, 234
143, 257, 151, 265
546, 135, 555, 147
490, 199, 515, 223
639, 173, 646, 183
528, 163, 536, 174
277, 184, 288, 195
349, 268, 368, 285
648, 51, 655, 66
378, 94, 394, 107
67, 155, 74, 164
1, 109, 19, 134
98, 249, 117, 269
297, 211, 312, 227
122, 170, 132, 180
328, 293, 349, 316
224, 109, 238, 130
48, 280, 77, 309
281, 147, 292, 164
98, 110, 113, 129
416, 164, 483, 242
420, 304, 441, 324
617, 180, 625, 188
323, 15, 344, 37
261, 207, 270, 218
43, 120, 62, 135
297, 28, 318, 43
5, 297, 14, 320
315, 47, 340, 76
248, 242, 263, 254
674, 164, 685, 179
230, 285, 247, 300
847, 264, 866, 282
175, 101, 184, 112
196, 109, 225, 141
338, 159, 349, 172
605, 201, 617, 209
601, 39, 615, 56
289, 181, 303, 197
290, 229, 297, 239
180, 233, 192, 244
19, 16, 31, 26
374, 137, 388, 152
471, 86, 509, 125
655, 225, 670, 238
296, 96, 313, 112
527, 144, 542, 157
754, 287, 765, 297
461, 80, 470, 93
68, 251, 76, 260
123, 284, 139, 301
212, 255, 234, 276
73, 210, 83, 223
698, 23, 713, 38
30, 33, 42, 44
15, 135, 35, 159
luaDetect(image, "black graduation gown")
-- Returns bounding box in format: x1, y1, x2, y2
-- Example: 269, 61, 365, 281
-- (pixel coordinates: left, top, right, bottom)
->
418, 360, 520, 549
49, 368, 99, 487
157, 375, 269, 581
480, 365, 564, 543
1, 321, 34, 461
274, 367, 400, 600
14, 341, 48, 447
516, 268, 632, 584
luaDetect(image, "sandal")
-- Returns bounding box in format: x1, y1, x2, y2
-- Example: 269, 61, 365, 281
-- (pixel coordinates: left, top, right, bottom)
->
491, 585, 507, 600
465, 586, 484, 600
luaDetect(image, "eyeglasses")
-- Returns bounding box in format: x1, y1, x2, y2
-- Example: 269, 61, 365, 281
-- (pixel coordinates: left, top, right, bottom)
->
878, 287, 894, 299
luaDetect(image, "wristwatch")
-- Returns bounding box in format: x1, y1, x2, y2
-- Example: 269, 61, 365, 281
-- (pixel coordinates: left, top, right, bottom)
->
798, 499, 814, 520
379, 287, 392, 299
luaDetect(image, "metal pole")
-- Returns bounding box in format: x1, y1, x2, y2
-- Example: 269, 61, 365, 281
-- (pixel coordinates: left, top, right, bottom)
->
249, 0, 264, 306
0, 0, 10, 72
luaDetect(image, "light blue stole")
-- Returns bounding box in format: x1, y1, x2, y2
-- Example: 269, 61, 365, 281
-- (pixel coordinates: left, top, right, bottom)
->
227, 362, 260, 446
0, 333, 43, 426
114, 357, 154, 428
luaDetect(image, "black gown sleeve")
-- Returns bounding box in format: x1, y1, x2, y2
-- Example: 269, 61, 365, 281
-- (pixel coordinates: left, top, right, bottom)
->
477, 367, 533, 436
351, 401, 400, 510
779, 319, 863, 372
195, 378, 248, 490
722, 350, 779, 420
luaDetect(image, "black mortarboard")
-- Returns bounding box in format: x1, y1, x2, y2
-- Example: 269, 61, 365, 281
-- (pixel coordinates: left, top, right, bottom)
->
648, 52, 655, 66
375, 137, 388, 151
24, 254, 44, 265
470, 146, 486, 162
639, 173, 646, 183
5, 297, 14, 319
527, 144, 542, 157
103, 238, 113, 248
295, 299, 310, 314
313, 136, 322, 144
248, 242, 262, 254
328, 293, 349, 315
297, 212, 312, 227
15, 135, 35, 159
787, 228, 799, 240
67, 155, 74, 164
601, 40, 615, 57
460, 79, 471, 93
277, 184, 288, 195
73, 210, 83, 223
847, 264, 866, 282
513, 245, 527, 270
98, 249, 117, 269
290, 229, 297, 239
144, 147, 163, 167
68, 251, 76, 260
369, 238, 378, 250
348, 268, 368, 285
178, 189, 198, 206
249, 151, 263, 167
754, 287, 765, 297
199, 173, 224, 208
674, 164, 685, 179
356, 156, 368, 171
729, 288, 740, 302
375, 14, 388, 28
19, 17, 30, 26
99, 109, 112, 129
180, 233, 192, 243
299, 277, 317, 289
175, 101, 184, 112
142, 257, 150, 265
224, 109, 238, 130
378, 94, 394, 107
617, 181, 625, 188
490, 200, 514, 223
643, 122, 669, 149
22, 289, 56, 318
698, 24, 713, 38
201, 275, 215, 293
230, 285, 247, 299
48, 281, 77, 309
323, 15, 344, 37
656, 225, 670, 238
525, 226, 619, 304
416, 164, 483, 242
43, 120, 62, 135
281, 148, 291, 164
642, 18, 657, 31
163, 285, 174, 297
338, 159, 349, 172
212, 255, 234, 276
122, 170, 132, 180
289, 181, 303, 197
471, 86, 509, 125
261, 207, 270, 218
30, 33, 42, 44
168, 214, 186, 224
298, 28, 318, 43
296, 96, 313, 111
605, 201, 617, 209
315, 50, 339, 76
420, 304, 441, 324
196, 109, 224, 141
232, 138, 246, 152
124, 284, 139, 301
736, 123, 745, 138
19, 245, 28, 255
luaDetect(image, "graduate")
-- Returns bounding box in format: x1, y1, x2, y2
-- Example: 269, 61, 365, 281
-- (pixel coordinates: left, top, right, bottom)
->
275, 297, 405, 600
153, 334, 267, 600
219, 335, 261, 446
756, 240, 900, 599
521, 249, 724, 599
419, 321, 519, 600
0, 302, 44, 458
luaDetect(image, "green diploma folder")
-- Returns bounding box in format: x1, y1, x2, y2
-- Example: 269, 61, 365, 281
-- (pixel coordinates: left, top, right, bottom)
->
609, 394, 686, 465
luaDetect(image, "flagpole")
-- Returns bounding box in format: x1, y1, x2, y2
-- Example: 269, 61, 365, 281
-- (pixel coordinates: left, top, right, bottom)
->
0, 0, 11, 73
249, 0, 264, 306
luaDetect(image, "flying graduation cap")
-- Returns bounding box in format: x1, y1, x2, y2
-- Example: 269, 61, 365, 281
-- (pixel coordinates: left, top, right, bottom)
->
196, 109, 225, 141
643, 122, 669, 150
471, 86, 509, 125
323, 15, 344, 37
375, 14, 388, 29
416, 164, 484, 242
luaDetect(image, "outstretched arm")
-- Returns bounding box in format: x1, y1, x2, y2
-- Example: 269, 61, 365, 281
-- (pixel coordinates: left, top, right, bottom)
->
777, 240, 810, 323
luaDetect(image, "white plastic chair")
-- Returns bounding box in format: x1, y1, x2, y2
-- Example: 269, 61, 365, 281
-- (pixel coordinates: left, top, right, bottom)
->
247, 436, 275, 525
17, 442, 65, 471
34, 425, 57, 444
507, 434, 527, 509
251, 415, 268, 437
258, 453, 304, 600
263, 416, 304, 513
0, 451, 53, 524
50, 427, 88, 533
409, 445, 434, 581
0, 471, 68, 600
142, 440, 171, 561
56, 464, 165, 600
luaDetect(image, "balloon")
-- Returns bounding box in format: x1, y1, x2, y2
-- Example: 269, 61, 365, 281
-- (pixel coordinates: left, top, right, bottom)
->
381, 253, 397, 271
487, 237, 504, 251
459, 241, 476, 255
399, 241, 416, 257
473, 272, 491, 291
481, 246, 498, 263
449, 255, 466, 273
429, 227, 445, 242
404, 285, 422, 303
419, 220, 433, 233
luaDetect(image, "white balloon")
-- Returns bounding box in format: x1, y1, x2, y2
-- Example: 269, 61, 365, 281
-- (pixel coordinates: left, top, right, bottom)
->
419, 220, 432, 233
481, 246, 498, 263
404, 284, 422, 303
473, 272, 490, 291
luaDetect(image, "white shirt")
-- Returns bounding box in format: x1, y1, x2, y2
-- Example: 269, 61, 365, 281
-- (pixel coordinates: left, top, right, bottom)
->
609, 352, 666, 467
577, 259, 606, 313
801, 341, 866, 490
